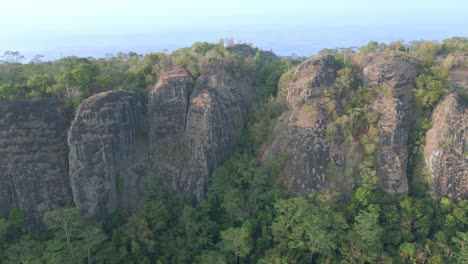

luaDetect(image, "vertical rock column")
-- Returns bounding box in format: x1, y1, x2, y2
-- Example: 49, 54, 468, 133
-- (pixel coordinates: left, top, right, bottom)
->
363, 54, 418, 195
424, 94, 467, 198
68, 91, 144, 221
0, 98, 71, 230
149, 69, 255, 202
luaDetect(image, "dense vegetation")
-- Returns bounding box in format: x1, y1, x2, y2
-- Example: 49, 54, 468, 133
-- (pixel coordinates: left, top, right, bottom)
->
0, 37, 467, 263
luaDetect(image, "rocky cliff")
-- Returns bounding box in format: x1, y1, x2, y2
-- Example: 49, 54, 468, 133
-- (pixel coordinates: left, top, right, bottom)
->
262, 53, 419, 196
424, 94, 467, 198
262, 55, 339, 195
0, 48, 467, 230
362, 53, 418, 195
68, 91, 146, 221
149, 68, 255, 201
0, 98, 71, 230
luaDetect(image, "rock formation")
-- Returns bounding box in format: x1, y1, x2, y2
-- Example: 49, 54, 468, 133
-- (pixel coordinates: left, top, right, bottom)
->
226, 43, 278, 60
424, 94, 467, 198
149, 69, 255, 201
362, 53, 418, 195
262, 55, 339, 195
1, 48, 467, 231
68, 91, 146, 221
263, 53, 418, 196
0, 98, 71, 230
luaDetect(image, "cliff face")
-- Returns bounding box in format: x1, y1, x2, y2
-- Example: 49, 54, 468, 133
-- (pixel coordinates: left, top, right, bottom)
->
262, 55, 339, 194
0, 98, 70, 230
68, 91, 146, 221
149, 69, 255, 201
262, 53, 418, 196
1, 49, 467, 230
424, 94, 467, 198
362, 54, 418, 195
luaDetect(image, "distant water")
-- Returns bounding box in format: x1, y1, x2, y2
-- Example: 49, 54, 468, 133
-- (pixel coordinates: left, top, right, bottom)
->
1, 23, 466, 61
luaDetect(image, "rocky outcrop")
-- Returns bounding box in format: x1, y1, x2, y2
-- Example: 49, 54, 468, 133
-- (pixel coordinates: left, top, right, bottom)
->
262, 55, 339, 195
263, 108, 332, 194
362, 53, 418, 195
286, 55, 339, 107
424, 94, 467, 198
68, 91, 146, 221
0, 98, 70, 230
263, 53, 418, 196
149, 69, 255, 201
227, 43, 278, 60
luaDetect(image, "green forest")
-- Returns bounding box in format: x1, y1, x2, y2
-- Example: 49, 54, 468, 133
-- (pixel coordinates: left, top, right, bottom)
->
0, 37, 467, 263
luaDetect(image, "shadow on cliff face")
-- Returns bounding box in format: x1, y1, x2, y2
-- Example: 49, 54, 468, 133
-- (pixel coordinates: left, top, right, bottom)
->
148, 67, 256, 203
0, 98, 72, 231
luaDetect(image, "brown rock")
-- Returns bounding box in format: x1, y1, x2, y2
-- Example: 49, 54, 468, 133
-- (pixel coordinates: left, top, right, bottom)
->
363, 53, 418, 195
68, 91, 146, 221
424, 94, 467, 198
149, 69, 255, 201
0, 98, 71, 230
262, 55, 339, 195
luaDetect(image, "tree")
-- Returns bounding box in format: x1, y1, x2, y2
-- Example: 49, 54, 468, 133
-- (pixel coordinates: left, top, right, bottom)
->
452, 232, 468, 263
43, 207, 107, 264
1, 51, 25, 64
26, 74, 50, 96
344, 205, 383, 263
415, 74, 446, 111
43, 208, 82, 263
271, 197, 347, 262
219, 226, 252, 264
3, 235, 44, 264
359, 41, 381, 54
412, 41, 440, 66
119, 214, 155, 255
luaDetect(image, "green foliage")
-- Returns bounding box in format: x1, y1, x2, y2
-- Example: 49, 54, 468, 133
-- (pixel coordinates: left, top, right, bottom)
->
376, 83, 393, 98
254, 51, 286, 101
407, 58, 449, 195
1, 39, 467, 263
248, 98, 286, 147
42, 207, 107, 264
347, 205, 384, 263
440, 36, 468, 54
359, 40, 387, 54
219, 225, 253, 263
411, 41, 440, 66
415, 73, 446, 111
319, 47, 357, 67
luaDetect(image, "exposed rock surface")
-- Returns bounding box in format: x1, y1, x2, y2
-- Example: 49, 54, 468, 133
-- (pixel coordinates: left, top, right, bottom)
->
263, 54, 418, 196
262, 55, 339, 195
424, 94, 467, 198
227, 43, 278, 60
437, 53, 468, 90
0, 98, 70, 230
286, 55, 339, 107
149, 69, 255, 201
68, 91, 146, 221
362, 53, 418, 195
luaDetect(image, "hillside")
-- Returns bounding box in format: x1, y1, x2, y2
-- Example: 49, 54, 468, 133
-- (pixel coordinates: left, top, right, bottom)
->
0, 38, 467, 263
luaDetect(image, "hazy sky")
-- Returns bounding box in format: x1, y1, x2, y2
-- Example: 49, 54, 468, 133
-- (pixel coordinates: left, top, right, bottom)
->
1, 0, 467, 60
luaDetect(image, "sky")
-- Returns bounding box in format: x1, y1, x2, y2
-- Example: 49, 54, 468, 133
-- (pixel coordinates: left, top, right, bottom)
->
0, 0, 467, 60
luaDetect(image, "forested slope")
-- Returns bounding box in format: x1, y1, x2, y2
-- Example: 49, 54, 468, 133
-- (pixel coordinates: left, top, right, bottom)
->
0, 37, 466, 263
